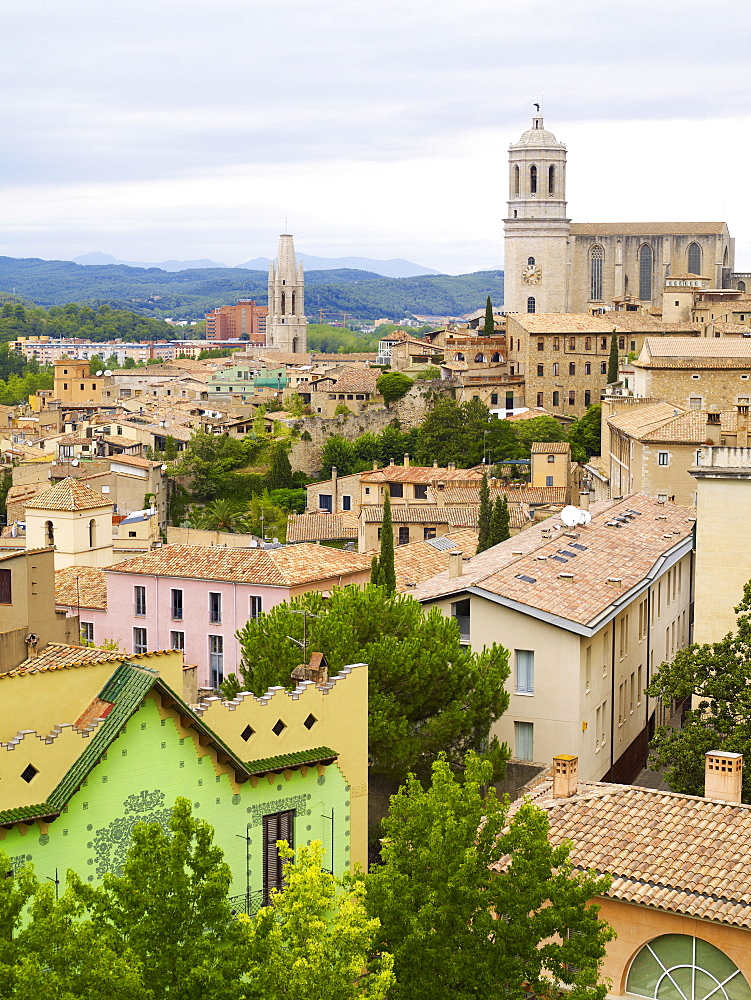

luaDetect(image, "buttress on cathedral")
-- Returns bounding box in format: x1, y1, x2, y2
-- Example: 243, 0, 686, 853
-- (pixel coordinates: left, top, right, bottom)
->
503, 109, 741, 317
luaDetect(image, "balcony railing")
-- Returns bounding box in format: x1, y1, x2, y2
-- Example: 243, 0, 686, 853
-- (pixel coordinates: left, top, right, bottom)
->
228, 889, 266, 917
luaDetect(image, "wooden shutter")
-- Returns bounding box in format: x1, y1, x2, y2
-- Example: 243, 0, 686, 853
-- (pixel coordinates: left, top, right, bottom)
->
263, 809, 295, 903
0, 569, 11, 604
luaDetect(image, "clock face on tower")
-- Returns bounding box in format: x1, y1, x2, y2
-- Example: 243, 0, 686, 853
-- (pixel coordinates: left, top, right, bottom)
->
522, 263, 542, 285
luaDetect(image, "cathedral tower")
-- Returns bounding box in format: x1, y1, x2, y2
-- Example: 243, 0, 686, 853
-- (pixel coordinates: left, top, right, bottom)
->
266, 233, 307, 354
503, 110, 571, 314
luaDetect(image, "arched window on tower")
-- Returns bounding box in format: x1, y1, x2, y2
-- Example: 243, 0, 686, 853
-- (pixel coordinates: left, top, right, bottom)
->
639, 244, 653, 301
687, 242, 702, 276
281, 292, 286, 315
528, 257, 535, 266
514, 165, 520, 196
291, 292, 296, 315
89, 518, 96, 549
739, 280, 747, 293
530, 165, 537, 194
45, 520, 54, 546
548, 164, 555, 194
590, 245, 603, 301
527, 297, 536, 314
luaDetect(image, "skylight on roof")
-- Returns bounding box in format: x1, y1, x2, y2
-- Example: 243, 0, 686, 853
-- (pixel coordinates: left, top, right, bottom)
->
515, 574, 537, 584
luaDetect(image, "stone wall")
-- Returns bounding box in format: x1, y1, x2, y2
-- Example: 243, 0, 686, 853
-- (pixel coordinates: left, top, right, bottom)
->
288, 382, 449, 476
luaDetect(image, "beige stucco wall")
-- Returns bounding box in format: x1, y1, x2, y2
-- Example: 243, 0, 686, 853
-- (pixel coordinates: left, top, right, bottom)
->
25, 505, 114, 569
609, 431, 703, 506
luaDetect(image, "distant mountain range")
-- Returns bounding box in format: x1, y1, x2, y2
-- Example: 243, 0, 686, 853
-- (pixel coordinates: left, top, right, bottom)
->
0, 255, 503, 323
72, 251, 440, 279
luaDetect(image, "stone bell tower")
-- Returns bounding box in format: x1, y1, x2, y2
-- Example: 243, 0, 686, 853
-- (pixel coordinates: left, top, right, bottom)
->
266, 233, 307, 354
503, 108, 571, 315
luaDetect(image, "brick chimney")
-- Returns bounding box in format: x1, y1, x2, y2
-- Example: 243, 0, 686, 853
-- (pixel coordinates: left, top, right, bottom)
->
403, 453, 410, 467
331, 465, 338, 507
705, 751, 743, 804
552, 754, 578, 798
448, 550, 463, 578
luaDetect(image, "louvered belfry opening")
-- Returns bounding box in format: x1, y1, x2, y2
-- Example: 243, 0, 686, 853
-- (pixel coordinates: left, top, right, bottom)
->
263, 809, 295, 904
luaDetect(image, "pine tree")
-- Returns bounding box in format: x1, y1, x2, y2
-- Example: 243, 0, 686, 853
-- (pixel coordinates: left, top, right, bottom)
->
607, 329, 619, 384
476, 473, 492, 553
483, 295, 495, 337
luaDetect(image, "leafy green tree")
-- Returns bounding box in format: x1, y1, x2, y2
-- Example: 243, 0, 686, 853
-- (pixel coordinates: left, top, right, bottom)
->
415, 397, 492, 467
266, 444, 294, 490
568, 404, 602, 461
607, 330, 619, 384
246, 492, 288, 541
89, 353, 104, 375
190, 498, 252, 533
647, 579, 751, 801
413, 365, 441, 380
511, 415, 568, 459
171, 431, 262, 503
320, 435, 357, 477
268, 488, 307, 513
237, 586, 510, 779
0, 883, 149, 1000
489, 495, 510, 546
244, 840, 394, 1000
476, 473, 492, 553
370, 490, 395, 593
366, 753, 614, 1000
483, 295, 495, 336
73, 798, 246, 1000
376, 371, 414, 405
0, 469, 12, 524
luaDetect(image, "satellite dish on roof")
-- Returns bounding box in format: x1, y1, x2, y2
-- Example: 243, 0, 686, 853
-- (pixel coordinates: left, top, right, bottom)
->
104, 370, 112, 377
560, 506, 580, 527
161, 464, 167, 472
71, 459, 79, 466
579, 510, 592, 525
96, 370, 103, 376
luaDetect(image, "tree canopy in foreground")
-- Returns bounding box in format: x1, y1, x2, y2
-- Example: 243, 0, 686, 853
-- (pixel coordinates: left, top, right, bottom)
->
647, 579, 751, 802
236, 584, 510, 779
366, 753, 614, 1000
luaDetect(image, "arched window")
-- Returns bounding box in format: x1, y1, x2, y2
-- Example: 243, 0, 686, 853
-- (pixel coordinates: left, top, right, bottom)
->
739, 280, 747, 293
454, 353, 465, 361
687, 242, 702, 276
514, 165, 520, 196
474, 353, 486, 363
528, 257, 536, 266
89, 518, 96, 549
552, 362, 559, 376
569, 362, 576, 375
590, 245, 604, 300
281, 292, 286, 315
45, 520, 54, 546
639, 244, 653, 301
548, 164, 555, 194
491, 352, 501, 362
291, 291, 296, 315
530, 165, 537, 193
627, 935, 751, 1000
527, 296, 536, 313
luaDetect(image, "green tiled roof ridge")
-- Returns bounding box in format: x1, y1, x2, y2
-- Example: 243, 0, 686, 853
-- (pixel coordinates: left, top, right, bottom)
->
0, 802, 55, 825
47, 662, 156, 813
244, 747, 337, 773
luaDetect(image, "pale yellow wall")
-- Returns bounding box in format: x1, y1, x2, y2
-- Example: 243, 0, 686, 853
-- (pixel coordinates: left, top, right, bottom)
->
25, 505, 114, 569
693, 471, 751, 644
531, 449, 570, 489
197, 663, 369, 871
609, 432, 703, 506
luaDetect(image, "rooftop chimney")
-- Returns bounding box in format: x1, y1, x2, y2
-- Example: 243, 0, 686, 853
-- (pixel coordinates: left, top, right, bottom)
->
433, 460, 439, 468
579, 491, 590, 511
738, 404, 749, 448
552, 754, 578, 798
448, 550, 464, 578
448, 462, 456, 471
705, 750, 743, 804
706, 409, 722, 446
403, 453, 410, 467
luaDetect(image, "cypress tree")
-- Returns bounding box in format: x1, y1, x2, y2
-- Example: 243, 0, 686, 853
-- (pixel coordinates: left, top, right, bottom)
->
377, 490, 396, 593
476, 473, 492, 553
483, 296, 495, 337
497, 495, 510, 543
489, 496, 503, 547
607, 329, 619, 384
370, 553, 381, 587
266, 445, 293, 490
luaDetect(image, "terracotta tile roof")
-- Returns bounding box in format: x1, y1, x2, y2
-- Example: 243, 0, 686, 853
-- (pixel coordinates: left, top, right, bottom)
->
511, 313, 701, 335
286, 512, 358, 543
26, 477, 113, 511
392, 528, 479, 592
105, 543, 371, 587
530, 442, 571, 454
502, 779, 751, 929
570, 221, 727, 236
312, 352, 377, 362
640, 411, 737, 444
2, 644, 181, 678
642, 337, 751, 358
55, 566, 108, 609
363, 465, 484, 485
109, 454, 157, 469
606, 402, 687, 438
311, 369, 381, 393
439, 485, 566, 508
412, 494, 695, 627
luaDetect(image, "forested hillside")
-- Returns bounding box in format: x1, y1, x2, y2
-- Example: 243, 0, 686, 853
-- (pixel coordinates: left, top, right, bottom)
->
0, 257, 503, 323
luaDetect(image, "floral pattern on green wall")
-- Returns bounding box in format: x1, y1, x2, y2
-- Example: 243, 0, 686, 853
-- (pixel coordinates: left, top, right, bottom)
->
92, 789, 172, 878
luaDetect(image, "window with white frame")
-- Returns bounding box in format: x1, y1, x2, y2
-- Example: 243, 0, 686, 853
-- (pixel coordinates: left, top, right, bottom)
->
170, 631, 185, 651
658, 452, 669, 466
515, 650, 534, 694
80, 622, 94, 643
249, 596, 262, 619
134, 585, 146, 616
133, 627, 147, 654
209, 592, 222, 624
209, 635, 224, 687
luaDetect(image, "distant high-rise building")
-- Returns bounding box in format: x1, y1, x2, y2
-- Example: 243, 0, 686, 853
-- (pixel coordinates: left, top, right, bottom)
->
266, 234, 307, 354
204, 299, 267, 342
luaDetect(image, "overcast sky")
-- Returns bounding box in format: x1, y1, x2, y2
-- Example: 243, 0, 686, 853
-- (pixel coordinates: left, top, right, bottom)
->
0, 0, 749, 274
